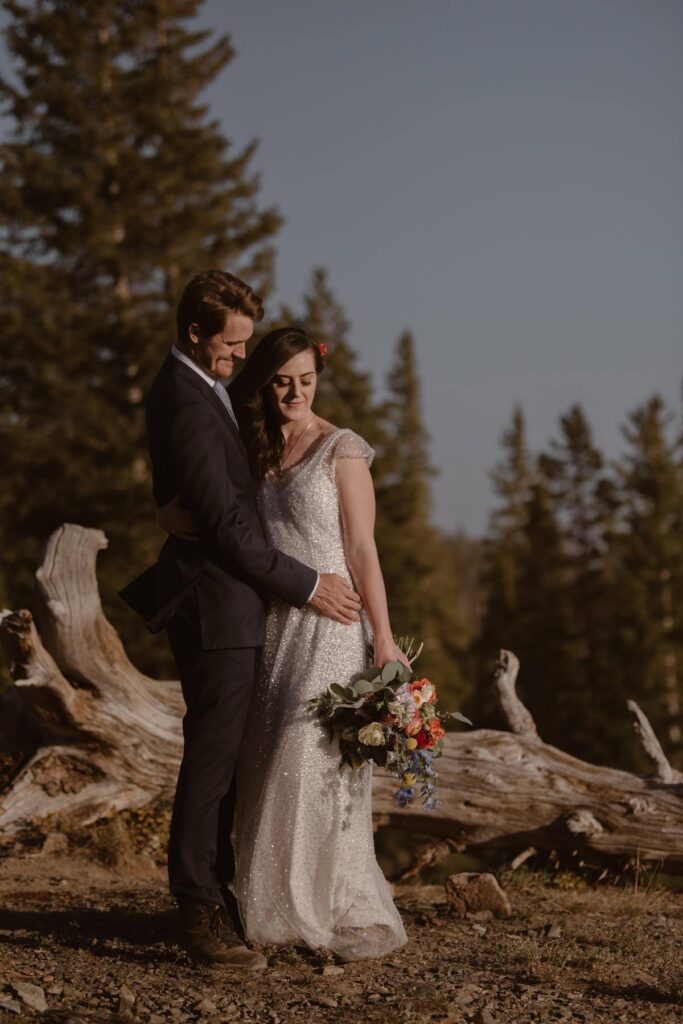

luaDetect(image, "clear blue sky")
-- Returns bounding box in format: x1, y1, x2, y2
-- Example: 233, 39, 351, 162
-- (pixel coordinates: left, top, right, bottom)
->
196, 0, 682, 532
5, 1, 682, 533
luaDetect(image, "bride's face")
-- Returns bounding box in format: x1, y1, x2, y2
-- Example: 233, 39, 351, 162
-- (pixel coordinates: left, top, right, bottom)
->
268, 349, 318, 424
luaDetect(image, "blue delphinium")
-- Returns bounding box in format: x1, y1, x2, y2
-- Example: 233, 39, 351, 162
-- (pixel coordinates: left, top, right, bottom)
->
396, 785, 415, 808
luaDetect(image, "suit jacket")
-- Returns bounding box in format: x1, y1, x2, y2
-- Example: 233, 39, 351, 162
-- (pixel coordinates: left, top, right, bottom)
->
119, 353, 317, 648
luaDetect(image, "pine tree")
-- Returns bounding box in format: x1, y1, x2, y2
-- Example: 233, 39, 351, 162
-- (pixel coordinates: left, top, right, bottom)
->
486, 406, 533, 609
0, 0, 282, 672
516, 474, 579, 741
378, 332, 467, 701
538, 405, 620, 760
474, 406, 534, 725
614, 396, 683, 762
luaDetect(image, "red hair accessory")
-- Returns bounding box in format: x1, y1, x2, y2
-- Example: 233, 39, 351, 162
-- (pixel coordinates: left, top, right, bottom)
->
315, 340, 327, 357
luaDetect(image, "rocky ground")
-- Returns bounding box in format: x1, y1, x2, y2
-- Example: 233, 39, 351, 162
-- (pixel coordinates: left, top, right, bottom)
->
0, 853, 681, 1024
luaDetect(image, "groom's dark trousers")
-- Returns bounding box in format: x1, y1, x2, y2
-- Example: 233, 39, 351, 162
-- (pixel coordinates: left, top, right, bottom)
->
120, 354, 316, 908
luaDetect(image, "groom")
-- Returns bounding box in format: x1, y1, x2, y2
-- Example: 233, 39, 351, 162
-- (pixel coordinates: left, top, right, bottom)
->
120, 269, 361, 968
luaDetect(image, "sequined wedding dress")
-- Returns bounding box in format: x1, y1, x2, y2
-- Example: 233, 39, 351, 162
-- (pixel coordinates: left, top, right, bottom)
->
231, 428, 407, 961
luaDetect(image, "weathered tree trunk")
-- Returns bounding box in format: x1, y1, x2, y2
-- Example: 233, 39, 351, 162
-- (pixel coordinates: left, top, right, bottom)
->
1, 526, 682, 871
0, 525, 182, 832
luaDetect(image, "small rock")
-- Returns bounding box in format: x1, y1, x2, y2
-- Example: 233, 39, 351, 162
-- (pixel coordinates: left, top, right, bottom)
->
317, 965, 345, 976
41, 832, 69, 856
11, 981, 48, 1013
444, 873, 512, 918
368, 993, 382, 1003
471, 922, 488, 935
474, 1011, 497, 1024
454, 986, 480, 1006
466, 910, 493, 923
149, 1016, 165, 1024
118, 984, 136, 1008
315, 996, 339, 1008
0, 996, 22, 1015
545, 922, 562, 939
47, 983, 63, 996
198, 998, 217, 1013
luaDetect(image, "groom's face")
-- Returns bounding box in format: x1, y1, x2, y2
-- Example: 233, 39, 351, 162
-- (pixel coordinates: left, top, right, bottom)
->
188, 312, 255, 380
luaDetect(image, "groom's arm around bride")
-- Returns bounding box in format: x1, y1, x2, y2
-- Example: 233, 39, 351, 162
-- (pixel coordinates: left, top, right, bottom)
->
120, 272, 361, 644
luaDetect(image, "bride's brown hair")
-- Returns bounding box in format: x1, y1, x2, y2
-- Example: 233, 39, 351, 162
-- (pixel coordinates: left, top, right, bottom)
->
229, 326, 324, 483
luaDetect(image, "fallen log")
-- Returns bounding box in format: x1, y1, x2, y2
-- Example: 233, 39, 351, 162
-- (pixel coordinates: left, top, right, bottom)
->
1, 526, 681, 871
373, 651, 683, 869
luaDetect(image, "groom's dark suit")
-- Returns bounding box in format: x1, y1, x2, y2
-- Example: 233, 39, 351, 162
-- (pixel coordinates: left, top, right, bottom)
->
120, 353, 317, 908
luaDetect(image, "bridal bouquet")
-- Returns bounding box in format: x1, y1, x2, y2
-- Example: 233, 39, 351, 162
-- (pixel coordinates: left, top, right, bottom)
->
308, 639, 470, 810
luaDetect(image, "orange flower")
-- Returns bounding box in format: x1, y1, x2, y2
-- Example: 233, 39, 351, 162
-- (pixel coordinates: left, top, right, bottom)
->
428, 718, 445, 743
410, 678, 436, 703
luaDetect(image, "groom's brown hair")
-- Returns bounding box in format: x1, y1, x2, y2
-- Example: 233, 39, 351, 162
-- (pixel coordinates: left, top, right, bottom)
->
176, 269, 264, 342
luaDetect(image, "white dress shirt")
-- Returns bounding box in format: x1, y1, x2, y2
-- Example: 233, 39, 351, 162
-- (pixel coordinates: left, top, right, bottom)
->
169, 346, 319, 603
171, 344, 218, 386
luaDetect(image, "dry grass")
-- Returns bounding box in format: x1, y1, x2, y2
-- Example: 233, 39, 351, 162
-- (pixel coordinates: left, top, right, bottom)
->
0, 853, 680, 1023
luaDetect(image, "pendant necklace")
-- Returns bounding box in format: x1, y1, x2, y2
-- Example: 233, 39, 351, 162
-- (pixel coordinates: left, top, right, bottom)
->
279, 418, 314, 473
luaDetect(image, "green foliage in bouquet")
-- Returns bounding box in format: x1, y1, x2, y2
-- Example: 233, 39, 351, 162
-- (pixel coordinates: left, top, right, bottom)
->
308, 638, 471, 809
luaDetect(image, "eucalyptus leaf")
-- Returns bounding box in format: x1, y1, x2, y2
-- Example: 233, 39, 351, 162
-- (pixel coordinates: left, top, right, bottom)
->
449, 711, 473, 726
381, 661, 402, 684
329, 683, 347, 699
353, 679, 375, 695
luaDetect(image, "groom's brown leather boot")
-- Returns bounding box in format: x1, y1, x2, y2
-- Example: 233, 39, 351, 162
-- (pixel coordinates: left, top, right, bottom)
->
178, 900, 266, 969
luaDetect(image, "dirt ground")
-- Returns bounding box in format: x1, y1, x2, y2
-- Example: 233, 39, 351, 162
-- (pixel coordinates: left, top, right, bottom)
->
0, 852, 681, 1024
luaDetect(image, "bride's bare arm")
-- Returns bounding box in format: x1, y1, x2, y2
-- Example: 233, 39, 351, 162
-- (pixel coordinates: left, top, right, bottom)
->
335, 458, 410, 668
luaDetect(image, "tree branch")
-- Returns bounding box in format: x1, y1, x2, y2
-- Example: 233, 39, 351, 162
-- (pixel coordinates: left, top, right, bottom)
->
627, 699, 683, 784
493, 649, 538, 737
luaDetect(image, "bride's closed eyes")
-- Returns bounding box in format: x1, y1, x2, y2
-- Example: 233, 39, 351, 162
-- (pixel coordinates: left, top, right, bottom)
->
272, 372, 316, 389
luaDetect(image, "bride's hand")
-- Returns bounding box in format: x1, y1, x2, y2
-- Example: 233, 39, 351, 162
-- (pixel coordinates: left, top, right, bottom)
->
374, 639, 411, 669
157, 495, 199, 541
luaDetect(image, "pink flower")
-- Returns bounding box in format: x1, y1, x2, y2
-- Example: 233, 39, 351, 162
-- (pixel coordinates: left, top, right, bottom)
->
405, 716, 423, 737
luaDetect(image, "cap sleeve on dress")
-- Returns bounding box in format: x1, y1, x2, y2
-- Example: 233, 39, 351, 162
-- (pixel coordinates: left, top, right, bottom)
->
330, 429, 375, 467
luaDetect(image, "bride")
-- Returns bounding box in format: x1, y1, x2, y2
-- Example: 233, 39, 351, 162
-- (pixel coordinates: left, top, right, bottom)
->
163, 326, 407, 961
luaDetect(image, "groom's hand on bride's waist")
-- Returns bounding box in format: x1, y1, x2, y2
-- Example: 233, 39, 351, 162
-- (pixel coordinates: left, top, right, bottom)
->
309, 574, 362, 624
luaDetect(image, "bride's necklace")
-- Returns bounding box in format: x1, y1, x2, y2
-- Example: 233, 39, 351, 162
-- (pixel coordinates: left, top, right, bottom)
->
279, 418, 314, 473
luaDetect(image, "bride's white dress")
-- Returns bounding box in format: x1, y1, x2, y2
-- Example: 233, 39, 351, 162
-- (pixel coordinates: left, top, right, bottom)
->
231, 428, 407, 961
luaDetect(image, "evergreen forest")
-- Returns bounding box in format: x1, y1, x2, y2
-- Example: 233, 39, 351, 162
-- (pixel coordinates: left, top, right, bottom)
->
1, 0, 681, 776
